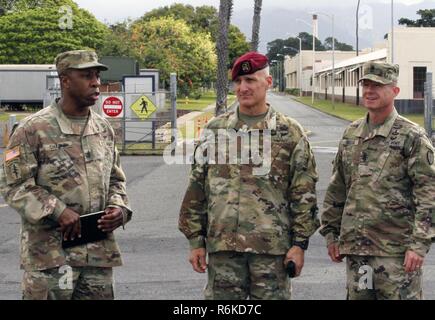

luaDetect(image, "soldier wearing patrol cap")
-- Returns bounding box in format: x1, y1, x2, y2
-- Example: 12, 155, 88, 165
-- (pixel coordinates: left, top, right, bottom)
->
320, 61, 435, 299
179, 52, 319, 300
0, 50, 132, 300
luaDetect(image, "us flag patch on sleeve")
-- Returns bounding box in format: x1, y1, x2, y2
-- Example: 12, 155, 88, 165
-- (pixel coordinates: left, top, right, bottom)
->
5, 146, 20, 162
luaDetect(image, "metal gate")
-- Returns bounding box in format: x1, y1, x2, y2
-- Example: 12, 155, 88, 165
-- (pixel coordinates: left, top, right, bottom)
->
424, 72, 434, 145
9, 74, 178, 155
95, 73, 177, 155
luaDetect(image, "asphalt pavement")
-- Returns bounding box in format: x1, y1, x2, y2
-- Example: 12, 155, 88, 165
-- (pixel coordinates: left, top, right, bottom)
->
1, 93, 435, 300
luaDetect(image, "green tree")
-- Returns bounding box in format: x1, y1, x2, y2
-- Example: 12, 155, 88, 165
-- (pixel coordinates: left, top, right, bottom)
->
297, 32, 326, 51
266, 32, 325, 62
228, 24, 250, 65
141, 3, 220, 33
139, 3, 249, 68
130, 16, 217, 94
0, 4, 108, 64
0, 0, 14, 15
324, 37, 354, 51
1, 0, 78, 13
100, 20, 135, 57
399, 9, 435, 27
1, 0, 78, 16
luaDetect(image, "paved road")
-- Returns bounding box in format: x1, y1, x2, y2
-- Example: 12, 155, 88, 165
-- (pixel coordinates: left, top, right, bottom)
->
1, 93, 435, 300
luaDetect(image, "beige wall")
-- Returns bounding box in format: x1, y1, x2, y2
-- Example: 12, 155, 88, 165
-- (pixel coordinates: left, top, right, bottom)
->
387, 27, 435, 100
284, 50, 356, 92
312, 28, 435, 102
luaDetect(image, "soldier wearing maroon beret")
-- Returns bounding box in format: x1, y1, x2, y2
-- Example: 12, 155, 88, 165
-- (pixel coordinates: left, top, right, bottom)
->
231, 51, 269, 81
179, 51, 319, 300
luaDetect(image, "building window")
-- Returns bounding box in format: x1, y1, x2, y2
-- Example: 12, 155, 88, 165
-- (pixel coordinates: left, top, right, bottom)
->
413, 67, 427, 99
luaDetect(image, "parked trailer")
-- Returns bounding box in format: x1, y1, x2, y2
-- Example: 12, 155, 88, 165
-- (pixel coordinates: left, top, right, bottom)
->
0, 64, 58, 108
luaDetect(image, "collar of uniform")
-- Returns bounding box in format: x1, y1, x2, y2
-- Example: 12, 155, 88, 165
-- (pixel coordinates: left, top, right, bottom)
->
228, 104, 277, 131
53, 101, 103, 136
353, 108, 398, 139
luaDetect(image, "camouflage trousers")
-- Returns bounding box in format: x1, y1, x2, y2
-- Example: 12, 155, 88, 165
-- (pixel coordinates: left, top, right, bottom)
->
22, 266, 114, 300
346, 255, 423, 300
204, 251, 291, 300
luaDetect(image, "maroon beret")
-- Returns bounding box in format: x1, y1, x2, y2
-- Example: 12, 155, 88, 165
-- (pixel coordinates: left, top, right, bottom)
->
231, 51, 269, 81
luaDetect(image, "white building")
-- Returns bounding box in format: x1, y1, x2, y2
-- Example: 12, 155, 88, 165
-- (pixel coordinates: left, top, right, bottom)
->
315, 48, 387, 106
284, 50, 357, 94
312, 27, 435, 114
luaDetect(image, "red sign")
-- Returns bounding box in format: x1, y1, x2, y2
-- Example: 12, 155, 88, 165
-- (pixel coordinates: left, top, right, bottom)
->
102, 96, 123, 117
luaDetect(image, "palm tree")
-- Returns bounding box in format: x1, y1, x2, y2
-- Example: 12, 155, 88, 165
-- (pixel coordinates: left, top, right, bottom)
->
251, 0, 263, 52
215, 0, 233, 116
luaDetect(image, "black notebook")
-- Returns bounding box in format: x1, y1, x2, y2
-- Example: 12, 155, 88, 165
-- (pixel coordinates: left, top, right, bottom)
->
61, 211, 108, 249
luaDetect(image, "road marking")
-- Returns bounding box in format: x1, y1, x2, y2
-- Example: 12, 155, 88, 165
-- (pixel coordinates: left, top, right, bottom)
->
310, 140, 340, 145
312, 147, 338, 154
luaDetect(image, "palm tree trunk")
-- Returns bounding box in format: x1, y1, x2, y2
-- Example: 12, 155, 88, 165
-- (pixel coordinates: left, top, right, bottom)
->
215, 0, 233, 116
251, 0, 262, 52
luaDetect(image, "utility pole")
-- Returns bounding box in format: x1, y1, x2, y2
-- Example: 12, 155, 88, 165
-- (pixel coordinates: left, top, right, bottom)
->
391, 0, 395, 64
331, 14, 335, 109
312, 14, 317, 104
356, 0, 360, 106
297, 37, 302, 97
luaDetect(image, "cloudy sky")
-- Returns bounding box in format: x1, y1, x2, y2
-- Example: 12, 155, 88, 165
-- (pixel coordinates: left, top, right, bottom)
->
75, 0, 434, 24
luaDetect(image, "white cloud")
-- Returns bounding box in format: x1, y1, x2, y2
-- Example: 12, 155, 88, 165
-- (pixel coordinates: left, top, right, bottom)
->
382, 0, 424, 4
74, 0, 435, 24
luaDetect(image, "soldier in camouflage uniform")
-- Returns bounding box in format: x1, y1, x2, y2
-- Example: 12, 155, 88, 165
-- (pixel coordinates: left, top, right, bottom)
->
320, 62, 435, 300
179, 52, 319, 300
0, 50, 132, 300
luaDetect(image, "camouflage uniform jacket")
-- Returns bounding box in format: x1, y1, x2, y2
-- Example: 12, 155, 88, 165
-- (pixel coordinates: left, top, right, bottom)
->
320, 109, 435, 257
0, 101, 132, 271
179, 106, 319, 255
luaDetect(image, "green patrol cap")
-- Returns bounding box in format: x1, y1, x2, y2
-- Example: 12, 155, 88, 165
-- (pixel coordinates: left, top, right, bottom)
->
359, 62, 399, 85
55, 50, 108, 75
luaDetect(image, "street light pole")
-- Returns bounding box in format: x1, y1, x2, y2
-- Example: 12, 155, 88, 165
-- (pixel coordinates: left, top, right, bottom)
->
277, 53, 285, 92
332, 14, 335, 109
297, 37, 302, 97
283, 45, 300, 93
391, 0, 394, 63
314, 12, 335, 109
356, 0, 360, 106
312, 14, 317, 104
271, 59, 280, 91
296, 14, 317, 104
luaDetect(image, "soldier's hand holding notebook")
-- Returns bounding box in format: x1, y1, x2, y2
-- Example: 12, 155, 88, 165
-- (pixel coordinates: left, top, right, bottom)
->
62, 211, 107, 249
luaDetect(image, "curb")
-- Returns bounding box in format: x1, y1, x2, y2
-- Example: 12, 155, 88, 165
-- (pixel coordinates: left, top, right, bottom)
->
287, 95, 353, 124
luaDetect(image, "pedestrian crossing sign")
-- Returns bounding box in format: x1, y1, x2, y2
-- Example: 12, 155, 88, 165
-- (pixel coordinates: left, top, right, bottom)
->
131, 95, 156, 119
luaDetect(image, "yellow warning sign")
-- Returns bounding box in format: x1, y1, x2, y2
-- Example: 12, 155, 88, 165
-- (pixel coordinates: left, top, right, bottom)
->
131, 95, 156, 119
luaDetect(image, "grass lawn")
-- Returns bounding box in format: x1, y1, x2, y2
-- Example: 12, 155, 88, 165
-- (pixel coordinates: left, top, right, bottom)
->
177, 91, 236, 111
177, 91, 238, 139
293, 96, 425, 126
402, 114, 426, 127
0, 112, 28, 122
